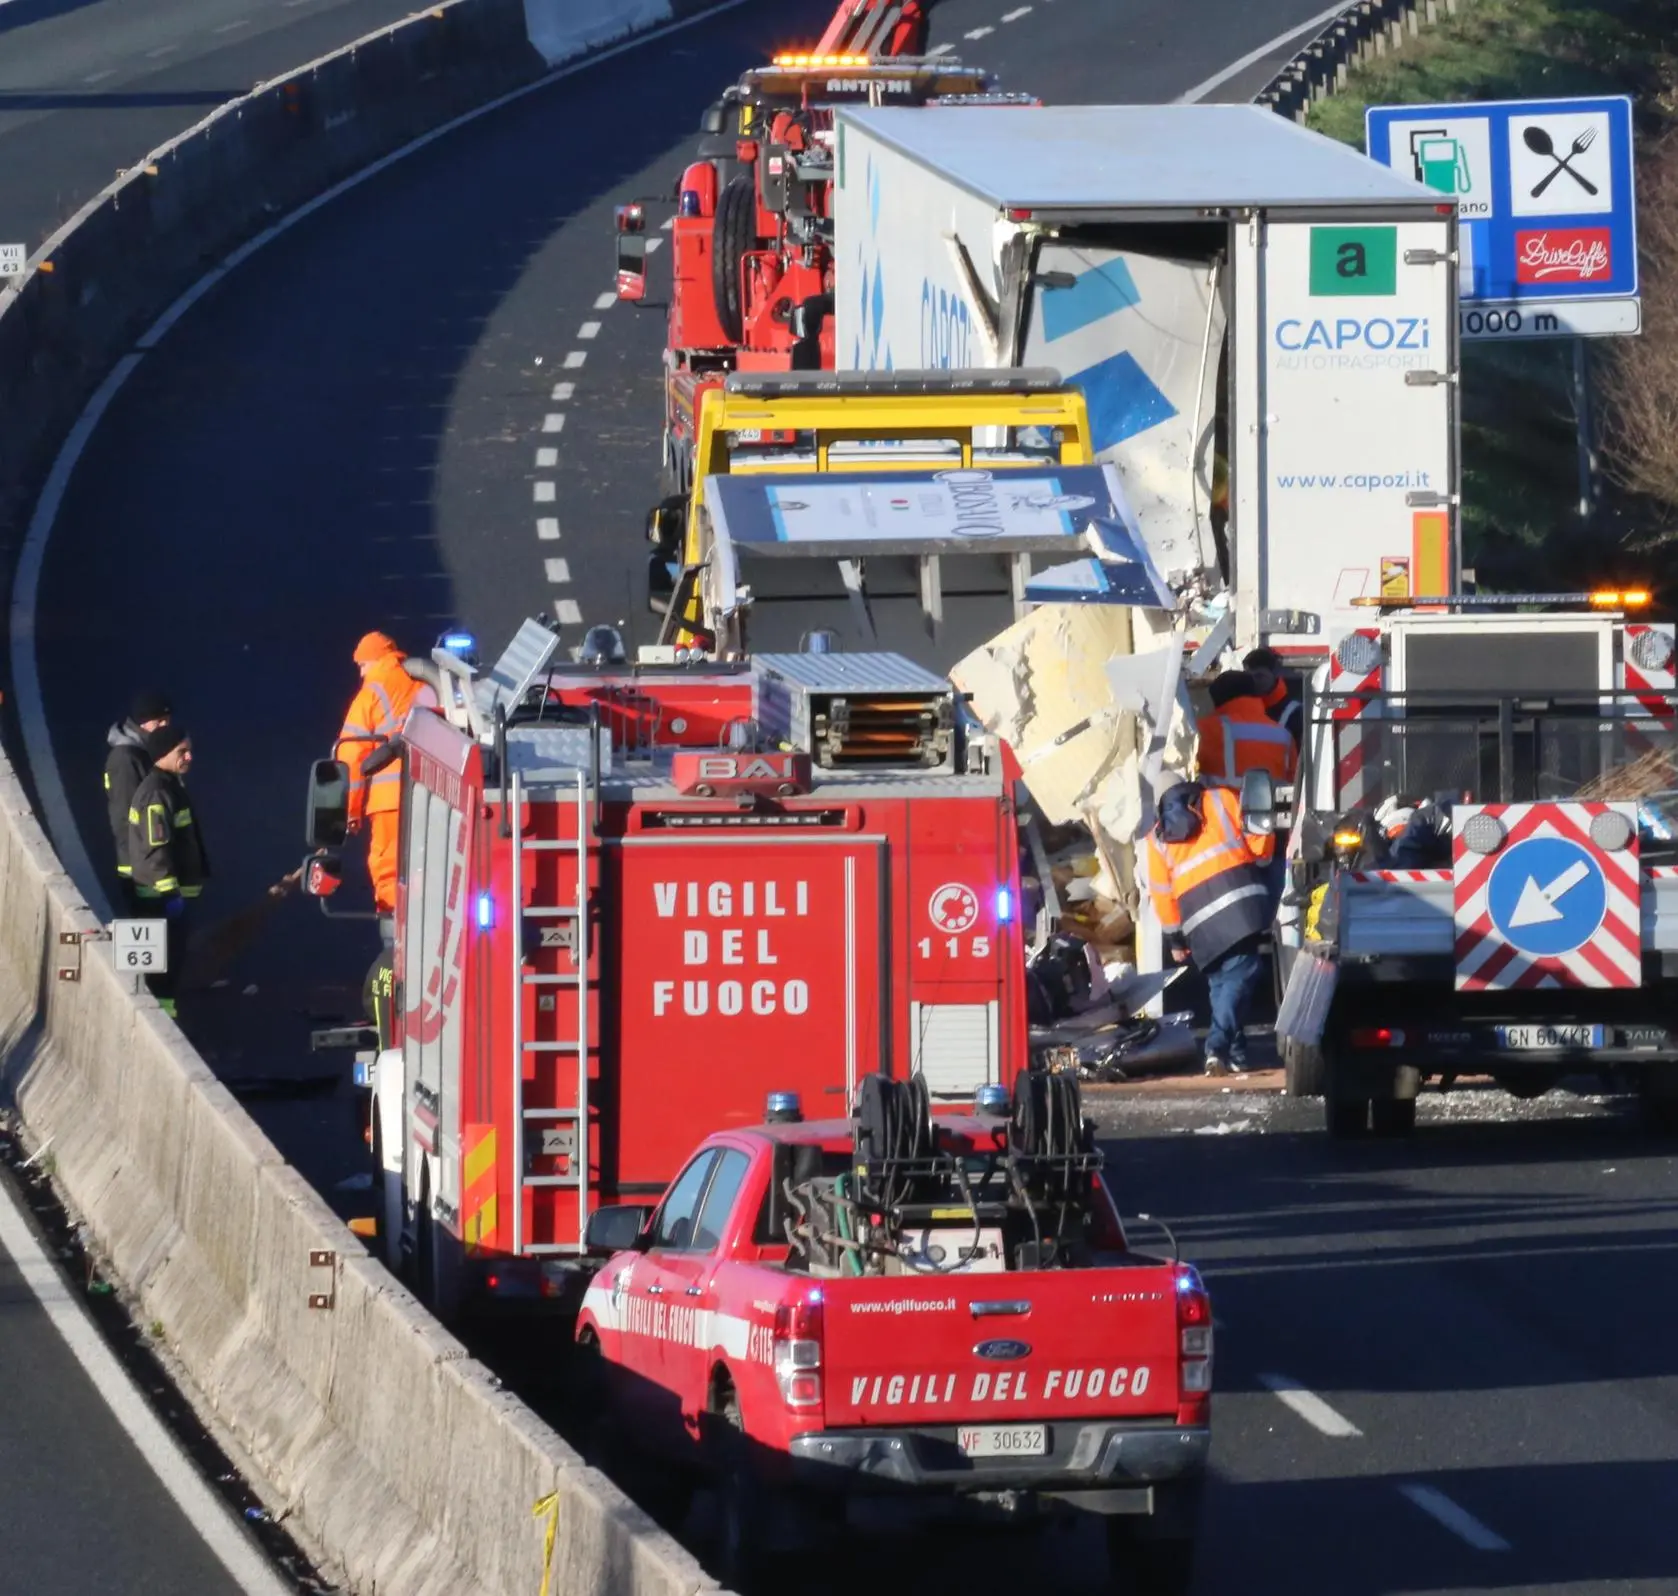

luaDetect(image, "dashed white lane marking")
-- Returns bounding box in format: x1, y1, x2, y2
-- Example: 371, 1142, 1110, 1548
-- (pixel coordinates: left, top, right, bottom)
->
536, 447, 558, 467
0, 1174, 291, 1595
661, 215, 675, 229
550, 381, 575, 401
145, 42, 179, 56
1257, 1374, 1363, 1439
564, 351, 587, 368
214, 16, 249, 31
1000, 5, 1032, 19
542, 413, 565, 433
578, 320, 601, 339
1397, 1486, 1511, 1552
646, 237, 664, 254
964, 25, 993, 39
83, 68, 118, 82
14, 0, 759, 910
593, 290, 617, 310
554, 598, 583, 625
544, 557, 571, 584
928, 41, 955, 54
537, 518, 561, 541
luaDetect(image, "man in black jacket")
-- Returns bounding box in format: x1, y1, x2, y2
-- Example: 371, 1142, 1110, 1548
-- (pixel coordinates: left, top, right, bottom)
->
104, 689, 172, 914
127, 725, 207, 1017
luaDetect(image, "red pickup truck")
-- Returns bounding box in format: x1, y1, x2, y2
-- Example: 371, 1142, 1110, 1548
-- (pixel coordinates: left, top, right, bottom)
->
575, 1072, 1211, 1594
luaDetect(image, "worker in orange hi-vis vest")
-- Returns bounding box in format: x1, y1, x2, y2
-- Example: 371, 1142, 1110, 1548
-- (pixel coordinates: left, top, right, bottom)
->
335, 632, 425, 916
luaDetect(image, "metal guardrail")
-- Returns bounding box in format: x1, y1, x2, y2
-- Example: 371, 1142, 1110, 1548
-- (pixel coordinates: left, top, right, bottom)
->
1258, 0, 1477, 123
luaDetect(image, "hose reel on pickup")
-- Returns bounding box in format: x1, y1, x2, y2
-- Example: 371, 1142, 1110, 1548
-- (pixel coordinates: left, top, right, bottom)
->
782, 1066, 1105, 1278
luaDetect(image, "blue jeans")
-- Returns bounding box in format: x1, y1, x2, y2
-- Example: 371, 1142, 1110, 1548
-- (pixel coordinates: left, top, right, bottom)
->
1204, 947, 1265, 1065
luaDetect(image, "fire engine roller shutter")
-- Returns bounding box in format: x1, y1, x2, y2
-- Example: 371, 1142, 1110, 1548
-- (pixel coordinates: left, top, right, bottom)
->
614, 835, 885, 1185
909, 1001, 999, 1098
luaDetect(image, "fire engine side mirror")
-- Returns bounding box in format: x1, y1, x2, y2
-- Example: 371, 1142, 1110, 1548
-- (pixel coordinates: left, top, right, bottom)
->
306, 759, 352, 849
615, 205, 647, 303
585, 1203, 652, 1256
1240, 769, 1276, 837
647, 552, 677, 615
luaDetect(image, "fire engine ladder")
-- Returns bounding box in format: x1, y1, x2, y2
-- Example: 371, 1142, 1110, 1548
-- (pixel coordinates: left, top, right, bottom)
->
508, 764, 594, 1257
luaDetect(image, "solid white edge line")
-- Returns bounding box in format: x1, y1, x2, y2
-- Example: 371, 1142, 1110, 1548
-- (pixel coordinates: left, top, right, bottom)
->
1397, 1485, 1512, 1552
11, 0, 761, 901
0, 1173, 291, 1595
1257, 1372, 1364, 1438
1175, 0, 1355, 103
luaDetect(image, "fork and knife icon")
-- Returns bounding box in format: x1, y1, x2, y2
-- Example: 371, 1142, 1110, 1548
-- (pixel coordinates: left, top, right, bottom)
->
1522, 124, 1599, 197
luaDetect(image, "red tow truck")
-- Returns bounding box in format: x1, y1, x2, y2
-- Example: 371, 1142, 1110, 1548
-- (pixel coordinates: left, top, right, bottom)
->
617, 51, 1034, 501
576, 1071, 1211, 1594
302, 619, 1029, 1323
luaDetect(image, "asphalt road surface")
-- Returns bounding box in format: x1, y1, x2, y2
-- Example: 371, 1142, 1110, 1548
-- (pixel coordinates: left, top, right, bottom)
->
30, 0, 1358, 1192
0, 0, 429, 250
31, 3, 1678, 1593
0, 1163, 261, 1595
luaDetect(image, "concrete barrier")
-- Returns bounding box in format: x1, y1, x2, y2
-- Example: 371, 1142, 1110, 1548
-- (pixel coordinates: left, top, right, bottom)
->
0, 1, 738, 1592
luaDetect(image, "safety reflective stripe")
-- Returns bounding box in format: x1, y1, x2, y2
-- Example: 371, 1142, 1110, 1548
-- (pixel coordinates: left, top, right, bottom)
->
145, 804, 169, 849
1205, 717, 1296, 788
1180, 881, 1269, 937
1277, 698, 1302, 738
1144, 836, 1181, 930
141, 878, 178, 895
116, 865, 133, 877
174, 809, 192, 827
103, 772, 111, 791
181, 885, 203, 898
1149, 790, 1261, 926
365, 679, 398, 736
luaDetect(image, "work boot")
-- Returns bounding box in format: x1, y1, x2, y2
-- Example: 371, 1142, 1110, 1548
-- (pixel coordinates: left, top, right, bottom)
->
1204, 1054, 1231, 1077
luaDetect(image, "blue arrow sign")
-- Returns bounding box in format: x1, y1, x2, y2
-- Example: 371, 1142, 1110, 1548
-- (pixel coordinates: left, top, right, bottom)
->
1485, 835, 1606, 957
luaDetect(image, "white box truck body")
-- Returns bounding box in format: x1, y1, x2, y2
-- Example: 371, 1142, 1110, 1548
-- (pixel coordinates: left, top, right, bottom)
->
833, 104, 1461, 658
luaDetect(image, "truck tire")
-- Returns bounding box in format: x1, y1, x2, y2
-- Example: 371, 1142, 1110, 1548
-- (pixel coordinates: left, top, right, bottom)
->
1282, 1038, 1326, 1098
716, 1390, 772, 1592
711, 174, 755, 344
1370, 1097, 1417, 1138
1325, 1093, 1370, 1138
1105, 1521, 1194, 1596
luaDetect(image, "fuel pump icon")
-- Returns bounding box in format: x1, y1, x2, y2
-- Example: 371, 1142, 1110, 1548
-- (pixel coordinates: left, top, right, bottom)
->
1411, 132, 1472, 197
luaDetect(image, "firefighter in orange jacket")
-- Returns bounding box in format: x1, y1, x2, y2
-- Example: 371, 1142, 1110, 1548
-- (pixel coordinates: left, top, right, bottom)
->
336, 632, 424, 917
1146, 780, 1275, 1076
1196, 670, 1298, 789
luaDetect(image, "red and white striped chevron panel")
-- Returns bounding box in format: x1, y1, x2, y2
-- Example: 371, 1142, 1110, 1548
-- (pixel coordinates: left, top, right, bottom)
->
1345, 870, 1450, 884
1453, 802, 1641, 992
1330, 629, 1384, 812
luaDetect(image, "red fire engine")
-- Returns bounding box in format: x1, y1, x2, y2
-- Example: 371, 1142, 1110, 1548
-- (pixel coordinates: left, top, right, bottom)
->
303, 620, 1029, 1322
615, 52, 1035, 503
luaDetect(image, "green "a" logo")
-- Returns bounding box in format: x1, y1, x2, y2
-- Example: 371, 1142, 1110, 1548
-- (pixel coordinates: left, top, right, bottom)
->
1309, 226, 1398, 296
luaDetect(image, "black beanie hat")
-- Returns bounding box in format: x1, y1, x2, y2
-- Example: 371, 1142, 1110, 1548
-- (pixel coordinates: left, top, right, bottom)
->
143, 724, 188, 761
1208, 671, 1256, 708
131, 689, 172, 725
